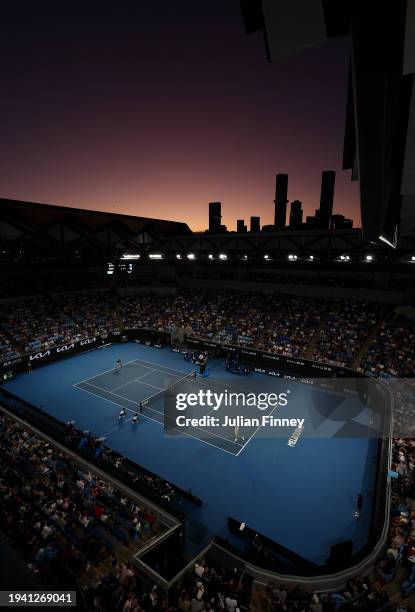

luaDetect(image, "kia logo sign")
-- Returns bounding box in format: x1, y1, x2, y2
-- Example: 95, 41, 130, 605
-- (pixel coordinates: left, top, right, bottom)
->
56, 343, 75, 353
80, 337, 96, 346
30, 350, 51, 361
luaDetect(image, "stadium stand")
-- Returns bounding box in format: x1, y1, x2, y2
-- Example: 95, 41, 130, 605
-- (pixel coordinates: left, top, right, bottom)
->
1, 287, 414, 376
2, 293, 118, 356
312, 300, 381, 368
1, 280, 415, 610
0, 410, 171, 610
260, 295, 322, 358
359, 320, 415, 378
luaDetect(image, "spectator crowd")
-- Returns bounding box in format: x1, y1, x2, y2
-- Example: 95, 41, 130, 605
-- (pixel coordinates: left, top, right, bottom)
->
0, 411, 168, 610
170, 558, 252, 612
1, 286, 414, 375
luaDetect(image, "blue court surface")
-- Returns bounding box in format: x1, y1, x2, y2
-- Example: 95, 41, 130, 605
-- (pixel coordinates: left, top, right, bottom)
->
3, 343, 380, 566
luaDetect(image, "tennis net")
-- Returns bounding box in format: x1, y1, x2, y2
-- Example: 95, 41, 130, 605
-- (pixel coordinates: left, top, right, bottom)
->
139, 369, 197, 413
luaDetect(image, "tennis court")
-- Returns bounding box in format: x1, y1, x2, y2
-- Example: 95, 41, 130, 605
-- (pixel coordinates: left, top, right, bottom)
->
74, 357, 279, 455
74, 357, 192, 410
4, 343, 380, 564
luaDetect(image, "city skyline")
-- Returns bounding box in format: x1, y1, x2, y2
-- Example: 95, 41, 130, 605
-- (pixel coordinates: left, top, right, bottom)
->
206, 169, 353, 234
0, 1, 360, 231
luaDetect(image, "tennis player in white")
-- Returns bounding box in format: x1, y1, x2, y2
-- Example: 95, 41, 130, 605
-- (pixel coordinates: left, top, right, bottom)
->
234, 424, 244, 442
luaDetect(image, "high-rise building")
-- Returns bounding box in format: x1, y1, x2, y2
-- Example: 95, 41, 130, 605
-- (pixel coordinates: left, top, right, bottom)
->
274, 173, 288, 230
319, 170, 335, 230
330, 214, 353, 230
237, 219, 247, 233
289, 200, 303, 229
250, 216, 260, 232
305, 215, 318, 228
209, 202, 222, 233
305, 208, 320, 228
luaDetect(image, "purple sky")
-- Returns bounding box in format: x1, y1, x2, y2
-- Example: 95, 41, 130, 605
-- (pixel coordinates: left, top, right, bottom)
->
0, 1, 359, 231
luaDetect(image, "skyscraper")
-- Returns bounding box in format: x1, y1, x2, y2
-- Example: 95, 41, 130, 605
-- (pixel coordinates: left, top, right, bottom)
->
250, 216, 260, 232
289, 200, 303, 229
237, 219, 247, 233
209, 202, 222, 233
330, 214, 353, 230
274, 173, 288, 230
319, 170, 335, 230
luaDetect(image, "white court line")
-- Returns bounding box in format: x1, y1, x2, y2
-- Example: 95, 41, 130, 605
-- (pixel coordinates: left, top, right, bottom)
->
161, 417, 239, 457
112, 369, 158, 391
195, 373, 253, 397
135, 368, 159, 382
132, 358, 192, 377
235, 404, 280, 457
75, 382, 139, 405
138, 408, 240, 457
73, 383, 138, 410
82, 379, 164, 402
76, 358, 187, 389
74, 358, 189, 417
73, 381, 239, 456
195, 374, 292, 455
75, 357, 139, 385
141, 402, 242, 449
129, 379, 164, 392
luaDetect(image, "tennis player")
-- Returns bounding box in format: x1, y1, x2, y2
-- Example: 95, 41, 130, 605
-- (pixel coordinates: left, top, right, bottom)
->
116, 358, 123, 369
119, 408, 127, 419
234, 424, 245, 443
199, 352, 207, 376
132, 412, 139, 424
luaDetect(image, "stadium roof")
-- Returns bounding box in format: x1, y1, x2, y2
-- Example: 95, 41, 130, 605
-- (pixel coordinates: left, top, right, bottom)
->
0, 198, 192, 262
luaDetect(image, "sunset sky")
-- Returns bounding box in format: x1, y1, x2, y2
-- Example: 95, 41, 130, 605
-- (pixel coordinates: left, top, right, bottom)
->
0, 1, 360, 231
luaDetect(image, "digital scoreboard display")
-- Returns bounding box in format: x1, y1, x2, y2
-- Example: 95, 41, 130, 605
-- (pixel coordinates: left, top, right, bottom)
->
107, 262, 134, 275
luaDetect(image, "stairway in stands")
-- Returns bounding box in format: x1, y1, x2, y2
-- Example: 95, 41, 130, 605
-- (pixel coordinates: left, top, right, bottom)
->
305, 315, 329, 360
81, 516, 166, 588
351, 317, 385, 371
113, 295, 123, 330
248, 581, 270, 610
